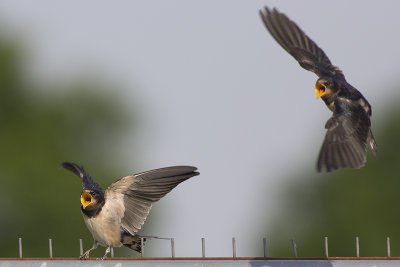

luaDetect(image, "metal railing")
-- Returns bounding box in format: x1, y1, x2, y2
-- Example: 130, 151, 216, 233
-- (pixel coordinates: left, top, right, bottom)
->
12, 235, 394, 260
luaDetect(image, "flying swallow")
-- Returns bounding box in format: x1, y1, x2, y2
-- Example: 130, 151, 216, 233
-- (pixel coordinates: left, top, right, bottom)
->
259, 7, 377, 172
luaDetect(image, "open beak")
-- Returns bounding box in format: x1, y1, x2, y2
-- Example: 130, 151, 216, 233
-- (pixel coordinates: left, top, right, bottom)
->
81, 191, 92, 208
315, 82, 326, 98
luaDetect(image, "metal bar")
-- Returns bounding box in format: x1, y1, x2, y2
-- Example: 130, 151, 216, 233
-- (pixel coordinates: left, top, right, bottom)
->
171, 238, 175, 258
201, 238, 205, 258
387, 237, 391, 257
133, 237, 171, 242
111, 247, 114, 258
263, 237, 267, 257
6, 256, 400, 260
79, 239, 83, 256
292, 238, 297, 258
356, 236, 360, 257
232, 237, 237, 258
49, 239, 53, 258
141, 237, 144, 258
18, 238, 22, 258
324, 237, 328, 257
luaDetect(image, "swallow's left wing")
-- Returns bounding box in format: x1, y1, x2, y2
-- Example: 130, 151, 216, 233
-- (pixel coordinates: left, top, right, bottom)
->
317, 98, 372, 172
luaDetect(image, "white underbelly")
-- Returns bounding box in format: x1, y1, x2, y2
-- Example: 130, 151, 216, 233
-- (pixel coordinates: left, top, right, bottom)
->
82, 211, 123, 247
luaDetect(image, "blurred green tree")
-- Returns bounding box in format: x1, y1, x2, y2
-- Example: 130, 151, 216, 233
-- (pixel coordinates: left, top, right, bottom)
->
263, 103, 400, 258
0, 35, 140, 258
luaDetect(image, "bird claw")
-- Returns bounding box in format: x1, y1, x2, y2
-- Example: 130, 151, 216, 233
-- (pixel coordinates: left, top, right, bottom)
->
98, 246, 111, 260
79, 251, 90, 260
79, 241, 98, 260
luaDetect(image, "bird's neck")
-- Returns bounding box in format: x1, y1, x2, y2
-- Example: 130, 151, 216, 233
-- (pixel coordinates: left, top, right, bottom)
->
81, 201, 105, 218
321, 89, 341, 112
322, 97, 334, 111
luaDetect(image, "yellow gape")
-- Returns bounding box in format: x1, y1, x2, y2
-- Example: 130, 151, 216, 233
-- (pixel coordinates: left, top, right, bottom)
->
81, 191, 92, 208
315, 82, 326, 98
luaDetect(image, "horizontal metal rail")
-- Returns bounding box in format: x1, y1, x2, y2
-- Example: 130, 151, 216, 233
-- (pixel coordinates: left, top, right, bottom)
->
2, 258, 400, 267
9, 236, 396, 260
3, 257, 400, 260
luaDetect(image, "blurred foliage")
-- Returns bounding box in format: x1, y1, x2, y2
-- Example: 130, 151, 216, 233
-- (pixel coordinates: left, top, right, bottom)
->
0, 35, 140, 257
265, 103, 400, 257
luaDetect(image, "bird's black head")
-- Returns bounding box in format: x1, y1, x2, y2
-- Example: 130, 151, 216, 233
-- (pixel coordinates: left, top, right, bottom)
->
61, 161, 105, 217
80, 188, 105, 213
315, 77, 338, 100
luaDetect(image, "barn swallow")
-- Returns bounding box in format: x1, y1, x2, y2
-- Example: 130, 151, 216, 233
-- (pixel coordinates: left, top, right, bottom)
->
259, 7, 377, 172
61, 162, 199, 259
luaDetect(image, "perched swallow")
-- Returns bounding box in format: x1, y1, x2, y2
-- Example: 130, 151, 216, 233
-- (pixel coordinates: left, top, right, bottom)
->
61, 162, 199, 259
259, 7, 377, 172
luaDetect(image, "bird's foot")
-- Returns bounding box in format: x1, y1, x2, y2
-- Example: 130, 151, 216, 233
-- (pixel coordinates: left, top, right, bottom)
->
96, 246, 111, 260
79, 250, 90, 260
79, 240, 98, 260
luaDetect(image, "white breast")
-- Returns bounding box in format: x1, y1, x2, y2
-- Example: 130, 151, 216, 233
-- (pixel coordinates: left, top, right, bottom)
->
82, 196, 125, 247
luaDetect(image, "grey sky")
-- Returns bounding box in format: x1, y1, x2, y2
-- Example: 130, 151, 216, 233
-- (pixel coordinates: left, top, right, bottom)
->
1, 0, 399, 257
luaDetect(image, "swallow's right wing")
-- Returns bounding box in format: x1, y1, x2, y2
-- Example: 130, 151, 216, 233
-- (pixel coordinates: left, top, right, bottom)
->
260, 7, 345, 80
106, 166, 199, 235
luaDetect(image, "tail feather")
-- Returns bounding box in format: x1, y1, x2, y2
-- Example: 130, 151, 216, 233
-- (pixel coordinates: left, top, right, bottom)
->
124, 238, 146, 253
122, 236, 147, 253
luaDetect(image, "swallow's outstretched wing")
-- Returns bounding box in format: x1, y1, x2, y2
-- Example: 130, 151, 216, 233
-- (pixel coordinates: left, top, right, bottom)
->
317, 98, 376, 172
61, 161, 104, 193
105, 166, 199, 235
259, 7, 345, 80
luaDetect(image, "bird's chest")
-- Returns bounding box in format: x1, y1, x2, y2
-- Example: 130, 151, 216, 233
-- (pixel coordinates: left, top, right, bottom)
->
322, 95, 336, 112
327, 101, 335, 112
82, 205, 123, 247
